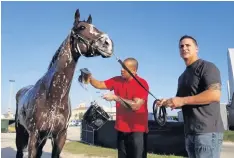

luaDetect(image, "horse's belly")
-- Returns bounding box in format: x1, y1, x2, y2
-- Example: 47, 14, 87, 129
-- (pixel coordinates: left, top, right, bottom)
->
38, 113, 68, 133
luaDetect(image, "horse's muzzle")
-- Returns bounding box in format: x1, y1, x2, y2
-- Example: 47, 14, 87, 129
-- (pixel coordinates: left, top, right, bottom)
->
94, 34, 113, 58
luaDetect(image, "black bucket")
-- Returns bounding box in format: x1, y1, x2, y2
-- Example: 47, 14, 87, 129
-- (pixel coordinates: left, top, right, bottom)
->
83, 101, 110, 130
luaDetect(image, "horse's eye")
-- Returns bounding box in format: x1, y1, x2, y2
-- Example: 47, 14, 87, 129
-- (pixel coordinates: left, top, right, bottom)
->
79, 26, 86, 30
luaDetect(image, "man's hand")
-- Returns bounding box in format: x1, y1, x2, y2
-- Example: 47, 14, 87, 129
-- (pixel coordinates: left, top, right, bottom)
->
155, 97, 186, 109
79, 68, 92, 84
155, 99, 168, 107
102, 93, 117, 101
166, 97, 186, 109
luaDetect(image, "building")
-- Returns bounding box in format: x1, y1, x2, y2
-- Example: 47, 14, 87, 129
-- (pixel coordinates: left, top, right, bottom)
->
227, 48, 234, 102
70, 102, 88, 121
227, 48, 234, 128
220, 103, 228, 130
102, 105, 116, 120
1, 110, 15, 119
70, 102, 116, 121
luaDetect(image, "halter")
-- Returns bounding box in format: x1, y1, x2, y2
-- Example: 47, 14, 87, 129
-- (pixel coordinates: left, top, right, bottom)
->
70, 29, 104, 57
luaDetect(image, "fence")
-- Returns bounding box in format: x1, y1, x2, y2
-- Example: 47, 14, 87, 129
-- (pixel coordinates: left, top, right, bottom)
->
80, 120, 187, 156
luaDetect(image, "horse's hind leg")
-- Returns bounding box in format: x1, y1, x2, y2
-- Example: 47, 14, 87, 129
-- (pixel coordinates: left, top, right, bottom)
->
15, 123, 29, 158
51, 129, 67, 158
15, 93, 29, 158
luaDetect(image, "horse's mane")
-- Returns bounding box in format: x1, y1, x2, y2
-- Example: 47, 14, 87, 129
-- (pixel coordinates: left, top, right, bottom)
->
47, 33, 73, 70
47, 46, 61, 70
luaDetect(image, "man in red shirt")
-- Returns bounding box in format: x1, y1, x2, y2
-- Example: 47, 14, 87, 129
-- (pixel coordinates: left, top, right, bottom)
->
85, 57, 149, 158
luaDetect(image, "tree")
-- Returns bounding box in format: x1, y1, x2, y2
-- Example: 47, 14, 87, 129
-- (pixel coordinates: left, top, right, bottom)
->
79, 112, 84, 120
74, 114, 78, 120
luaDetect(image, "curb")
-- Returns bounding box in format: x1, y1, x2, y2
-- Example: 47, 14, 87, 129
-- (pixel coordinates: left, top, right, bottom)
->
223, 141, 234, 146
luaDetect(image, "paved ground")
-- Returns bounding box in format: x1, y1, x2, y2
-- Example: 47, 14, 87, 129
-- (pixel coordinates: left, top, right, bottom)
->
220, 142, 234, 158
1, 127, 99, 158
1, 127, 234, 158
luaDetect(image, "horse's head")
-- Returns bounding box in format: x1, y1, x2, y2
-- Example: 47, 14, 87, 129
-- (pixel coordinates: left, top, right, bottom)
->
70, 9, 113, 58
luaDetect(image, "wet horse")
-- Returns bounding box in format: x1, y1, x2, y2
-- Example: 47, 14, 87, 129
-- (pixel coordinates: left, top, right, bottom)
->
15, 9, 113, 158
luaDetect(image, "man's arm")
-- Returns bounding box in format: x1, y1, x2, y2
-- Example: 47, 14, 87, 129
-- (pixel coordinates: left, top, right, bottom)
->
158, 63, 222, 108
115, 96, 145, 111
158, 83, 221, 108
89, 76, 108, 90
183, 83, 221, 105
184, 63, 221, 105
183, 62, 221, 105
115, 79, 148, 111
79, 68, 108, 90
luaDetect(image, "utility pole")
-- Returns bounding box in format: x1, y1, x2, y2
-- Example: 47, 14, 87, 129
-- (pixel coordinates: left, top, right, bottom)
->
8, 79, 15, 116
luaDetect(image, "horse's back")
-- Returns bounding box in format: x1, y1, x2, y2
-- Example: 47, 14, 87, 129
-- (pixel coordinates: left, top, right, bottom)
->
15, 85, 35, 121
16, 85, 34, 103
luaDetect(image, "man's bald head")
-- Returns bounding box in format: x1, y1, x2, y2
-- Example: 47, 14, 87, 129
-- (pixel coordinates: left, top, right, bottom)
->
123, 58, 138, 71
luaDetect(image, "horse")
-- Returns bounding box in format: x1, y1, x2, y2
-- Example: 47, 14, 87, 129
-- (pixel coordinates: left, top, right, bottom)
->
15, 9, 113, 158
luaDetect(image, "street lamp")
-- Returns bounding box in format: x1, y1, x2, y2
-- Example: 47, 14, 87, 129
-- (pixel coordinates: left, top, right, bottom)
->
8, 79, 15, 115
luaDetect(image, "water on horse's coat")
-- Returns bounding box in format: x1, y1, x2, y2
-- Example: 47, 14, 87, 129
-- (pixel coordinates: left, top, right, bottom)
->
16, 35, 75, 155
15, 10, 113, 157
17, 35, 73, 136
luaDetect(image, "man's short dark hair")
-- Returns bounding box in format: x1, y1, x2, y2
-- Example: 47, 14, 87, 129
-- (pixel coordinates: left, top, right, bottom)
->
179, 35, 198, 46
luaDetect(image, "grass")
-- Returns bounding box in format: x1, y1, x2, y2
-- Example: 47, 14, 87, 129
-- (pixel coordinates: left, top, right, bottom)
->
64, 131, 234, 157
63, 141, 182, 158
224, 130, 234, 142
7, 124, 16, 133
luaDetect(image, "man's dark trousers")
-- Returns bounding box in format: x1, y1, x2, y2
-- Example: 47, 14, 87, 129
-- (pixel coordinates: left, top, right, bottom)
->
117, 131, 148, 158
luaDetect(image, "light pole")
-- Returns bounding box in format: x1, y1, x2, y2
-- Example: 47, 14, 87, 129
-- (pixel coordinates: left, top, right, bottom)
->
8, 79, 15, 115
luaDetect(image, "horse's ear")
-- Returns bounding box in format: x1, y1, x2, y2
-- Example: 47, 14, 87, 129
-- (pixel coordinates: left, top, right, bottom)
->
87, 14, 92, 24
74, 9, 80, 23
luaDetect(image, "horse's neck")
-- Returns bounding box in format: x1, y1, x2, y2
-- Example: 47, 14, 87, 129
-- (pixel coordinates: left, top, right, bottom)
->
43, 35, 80, 101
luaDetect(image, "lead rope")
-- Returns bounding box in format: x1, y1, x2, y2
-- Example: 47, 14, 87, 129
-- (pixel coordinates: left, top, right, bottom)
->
113, 53, 167, 126
78, 54, 167, 126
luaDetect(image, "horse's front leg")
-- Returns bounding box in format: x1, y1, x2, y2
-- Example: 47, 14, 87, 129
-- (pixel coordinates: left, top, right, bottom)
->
28, 132, 39, 158
51, 129, 67, 158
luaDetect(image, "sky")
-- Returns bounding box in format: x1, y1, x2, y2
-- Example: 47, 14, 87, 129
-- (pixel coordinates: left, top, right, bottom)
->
1, 1, 234, 116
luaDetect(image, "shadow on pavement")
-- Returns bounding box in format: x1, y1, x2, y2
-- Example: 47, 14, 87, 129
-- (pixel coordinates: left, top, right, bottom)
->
1, 147, 52, 158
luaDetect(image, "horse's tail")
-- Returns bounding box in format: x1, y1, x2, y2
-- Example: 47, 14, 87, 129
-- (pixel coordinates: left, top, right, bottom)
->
15, 87, 27, 127
15, 88, 22, 122
15, 89, 21, 127
15, 87, 27, 119
15, 88, 23, 109
16, 89, 21, 105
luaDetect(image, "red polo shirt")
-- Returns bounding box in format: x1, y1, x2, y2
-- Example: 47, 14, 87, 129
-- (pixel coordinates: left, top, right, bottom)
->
104, 75, 149, 133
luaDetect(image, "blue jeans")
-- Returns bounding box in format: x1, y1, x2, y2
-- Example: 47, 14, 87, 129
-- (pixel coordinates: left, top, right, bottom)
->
185, 133, 223, 158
